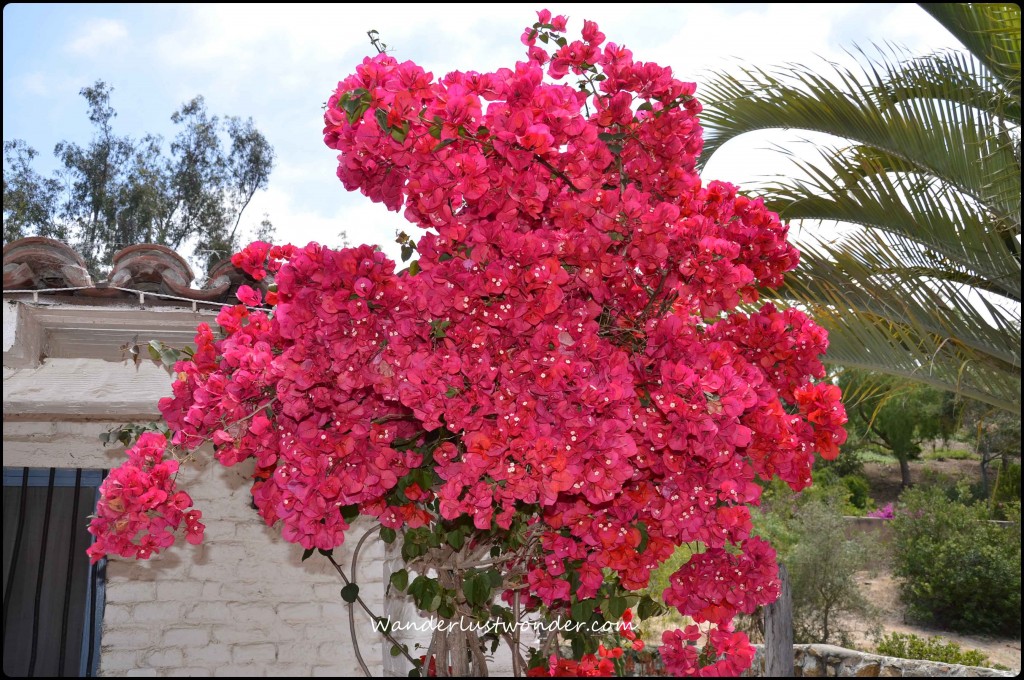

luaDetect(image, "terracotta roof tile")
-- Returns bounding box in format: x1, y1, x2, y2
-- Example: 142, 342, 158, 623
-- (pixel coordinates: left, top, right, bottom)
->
2, 237, 263, 307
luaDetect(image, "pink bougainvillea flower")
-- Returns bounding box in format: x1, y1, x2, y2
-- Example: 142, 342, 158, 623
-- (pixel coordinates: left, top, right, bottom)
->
92, 13, 846, 677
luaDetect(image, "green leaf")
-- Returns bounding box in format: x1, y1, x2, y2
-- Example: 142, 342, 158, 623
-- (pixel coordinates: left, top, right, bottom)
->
340, 504, 360, 522
539, 32, 549, 44
391, 569, 409, 591
433, 138, 457, 152
407, 575, 428, 599
408, 260, 421, 276
341, 583, 360, 603
445, 386, 460, 398
607, 596, 628, 620
401, 243, 415, 262
555, 36, 567, 48
637, 595, 664, 620
463, 573, 491, 607
380, 526, 397, 544
401, 540, 421, 561
318, 548, 334, 558
430, 319, 451, 339
637, 102, 654, 112
608, 232, 624, 242
446, 530, 466, 551
390, 644, 402, 657
375, 108, 390, 132
571, 599, 597, 622
301, 548, 315, 562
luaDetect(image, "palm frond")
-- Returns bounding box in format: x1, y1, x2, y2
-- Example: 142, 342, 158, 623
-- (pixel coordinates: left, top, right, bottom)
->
786, 240, 1021, 370
920, 3, 1021, 102
765, 145, 1021, 301
697, 57, 1018, 223
698, 3, 1021, 413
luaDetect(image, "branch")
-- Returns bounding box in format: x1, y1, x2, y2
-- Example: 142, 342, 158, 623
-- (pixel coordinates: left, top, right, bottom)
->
513, 144, 583, 194
324, 543, 420, 669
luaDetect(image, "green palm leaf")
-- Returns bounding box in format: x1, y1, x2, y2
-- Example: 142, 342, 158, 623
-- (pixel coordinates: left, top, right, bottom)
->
699, 3, 1021, 413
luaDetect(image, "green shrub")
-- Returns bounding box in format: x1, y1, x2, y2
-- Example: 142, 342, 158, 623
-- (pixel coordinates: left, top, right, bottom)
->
840, 474, 872, 513
796, 470, 870, 516
891, 486, 1021, 636
748, 487, 876, 646
818, 448, 865, 478
853, 448, 897, 465
875, 632, 991, 668
992, 463, 1022, 516
643, 543, 695, 606
787, 498, 874, 645
922, 448, 979, 462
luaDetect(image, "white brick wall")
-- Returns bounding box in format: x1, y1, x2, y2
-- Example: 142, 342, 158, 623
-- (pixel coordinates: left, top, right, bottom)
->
98, 455, 389, 677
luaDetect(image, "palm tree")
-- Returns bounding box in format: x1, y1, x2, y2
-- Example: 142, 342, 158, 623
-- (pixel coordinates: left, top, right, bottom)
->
696, 3, 1020, 414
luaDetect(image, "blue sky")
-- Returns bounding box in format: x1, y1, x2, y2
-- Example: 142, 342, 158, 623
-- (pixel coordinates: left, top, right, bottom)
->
3, 3, 960, 265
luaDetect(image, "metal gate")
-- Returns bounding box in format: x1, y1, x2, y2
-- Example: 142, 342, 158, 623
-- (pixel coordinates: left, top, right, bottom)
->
2, 467, 108, 677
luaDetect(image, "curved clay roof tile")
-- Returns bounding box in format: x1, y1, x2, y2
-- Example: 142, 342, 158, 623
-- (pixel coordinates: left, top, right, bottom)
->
2, 237, 260, 305
2, 237, 93, 290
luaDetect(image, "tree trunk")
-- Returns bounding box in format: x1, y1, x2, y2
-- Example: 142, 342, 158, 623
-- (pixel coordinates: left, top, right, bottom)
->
898, 457, 912, 489
764, 564, 794, 677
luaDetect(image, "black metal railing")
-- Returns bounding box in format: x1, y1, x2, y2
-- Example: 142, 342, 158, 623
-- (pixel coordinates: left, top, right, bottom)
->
2, 467, 107, 677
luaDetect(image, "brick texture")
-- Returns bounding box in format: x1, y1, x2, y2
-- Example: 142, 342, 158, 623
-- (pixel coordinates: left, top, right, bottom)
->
99, 456, 387, 676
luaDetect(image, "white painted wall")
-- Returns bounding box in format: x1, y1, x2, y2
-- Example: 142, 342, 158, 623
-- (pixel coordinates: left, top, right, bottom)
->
3, 300, 17, 353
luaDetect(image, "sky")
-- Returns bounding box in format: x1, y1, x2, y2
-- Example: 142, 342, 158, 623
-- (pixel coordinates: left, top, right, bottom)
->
2, 3, 962, 266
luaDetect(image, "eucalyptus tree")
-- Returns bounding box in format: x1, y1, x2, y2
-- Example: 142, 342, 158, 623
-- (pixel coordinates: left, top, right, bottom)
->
3, 80, 275, 275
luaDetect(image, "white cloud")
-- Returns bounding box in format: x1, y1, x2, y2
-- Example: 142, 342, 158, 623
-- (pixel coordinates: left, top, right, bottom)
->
66, 18, 128, 56
241, 183, 409, 263
21, 72, 49, 96
877, 3, 963, 53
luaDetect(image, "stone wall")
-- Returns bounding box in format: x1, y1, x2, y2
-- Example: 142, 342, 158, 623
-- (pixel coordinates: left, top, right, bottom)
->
746, 644, 1016, 677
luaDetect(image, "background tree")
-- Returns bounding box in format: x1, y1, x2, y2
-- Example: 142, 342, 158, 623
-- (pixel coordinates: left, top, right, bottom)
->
696, 3, 1021, 415
960, 398, 1022, 496
840, 368, 959, 488
3, 80, 275, 275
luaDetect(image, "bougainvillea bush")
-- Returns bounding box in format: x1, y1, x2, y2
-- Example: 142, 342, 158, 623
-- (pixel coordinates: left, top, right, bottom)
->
88, 10, 846, 677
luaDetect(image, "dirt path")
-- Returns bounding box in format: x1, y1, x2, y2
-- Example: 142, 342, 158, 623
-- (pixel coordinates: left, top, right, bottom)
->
861, 458, 988, 505
850, 570, 1021, 671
